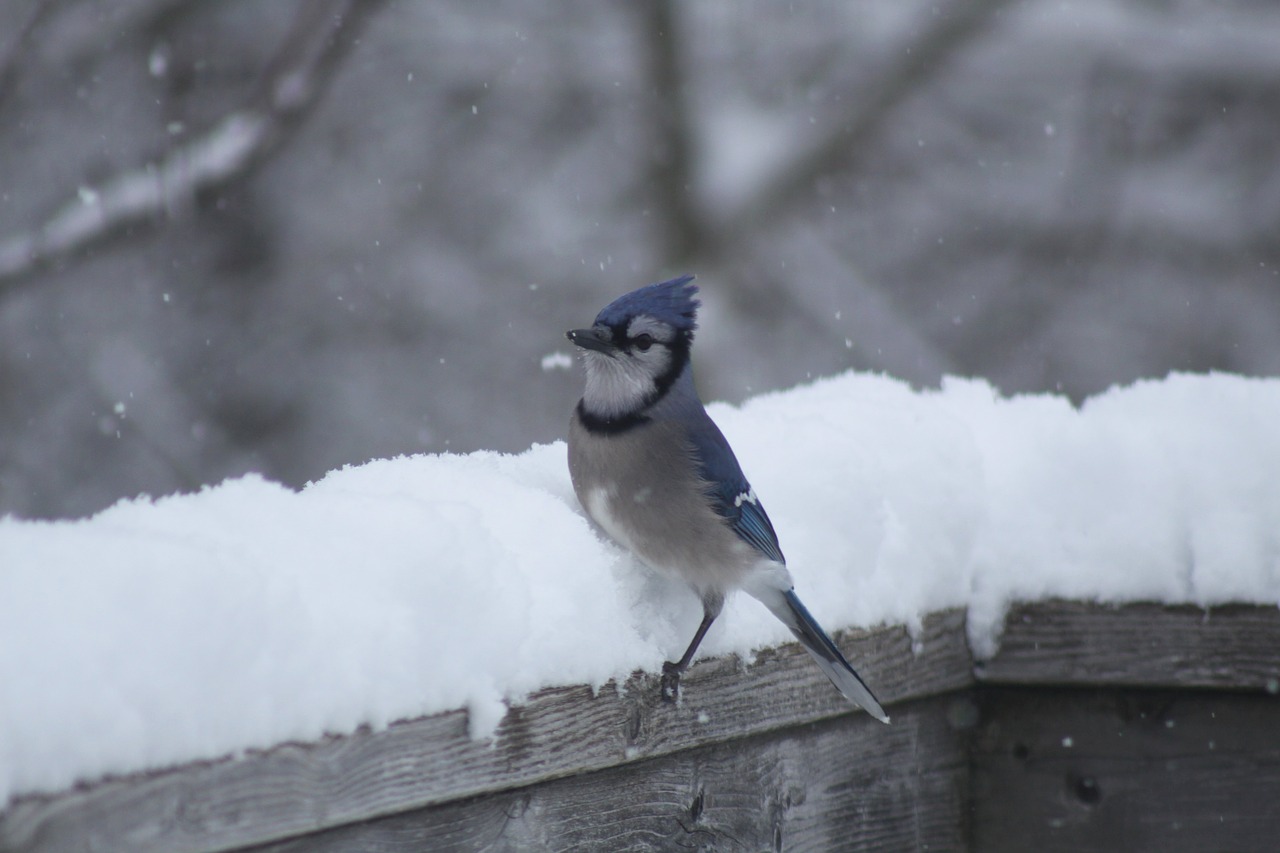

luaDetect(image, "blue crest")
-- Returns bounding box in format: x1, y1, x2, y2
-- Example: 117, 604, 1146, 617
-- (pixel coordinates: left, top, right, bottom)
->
594, 275, 699, 332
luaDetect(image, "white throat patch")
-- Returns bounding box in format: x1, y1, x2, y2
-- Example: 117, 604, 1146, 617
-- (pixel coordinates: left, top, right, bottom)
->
581, 351, 656, 419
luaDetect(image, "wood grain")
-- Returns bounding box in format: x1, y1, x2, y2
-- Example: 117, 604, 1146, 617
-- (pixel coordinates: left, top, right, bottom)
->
971, 686, 1280, 852
977, 600, 1280, 689
247, 695, 975, 853
0, 610, 970, 853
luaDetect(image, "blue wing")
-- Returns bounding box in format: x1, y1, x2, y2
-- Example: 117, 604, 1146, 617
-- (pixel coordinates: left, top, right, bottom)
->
684, 409, 786, 565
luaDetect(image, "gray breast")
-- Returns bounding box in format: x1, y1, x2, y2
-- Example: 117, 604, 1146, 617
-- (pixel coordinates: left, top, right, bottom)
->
568, 412, 755, 597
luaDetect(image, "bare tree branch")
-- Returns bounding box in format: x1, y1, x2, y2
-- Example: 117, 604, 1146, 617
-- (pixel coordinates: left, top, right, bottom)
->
634, 0, 703, 265
0, 0, 61, 109
709, 0, 1016, 256
0, 0, 387, 287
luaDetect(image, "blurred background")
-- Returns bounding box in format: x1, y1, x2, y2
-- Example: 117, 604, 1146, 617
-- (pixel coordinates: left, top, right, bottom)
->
1, 0, 1277, 519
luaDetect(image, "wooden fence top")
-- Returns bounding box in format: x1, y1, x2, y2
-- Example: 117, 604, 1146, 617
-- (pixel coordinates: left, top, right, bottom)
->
2, 600, 1277, 853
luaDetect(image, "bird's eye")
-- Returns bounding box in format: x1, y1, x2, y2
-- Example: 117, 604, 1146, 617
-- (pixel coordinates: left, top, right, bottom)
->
633, 333, 654, 352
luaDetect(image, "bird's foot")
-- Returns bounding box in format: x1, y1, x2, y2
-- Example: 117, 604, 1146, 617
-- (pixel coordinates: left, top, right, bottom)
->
660, 661, 682, 704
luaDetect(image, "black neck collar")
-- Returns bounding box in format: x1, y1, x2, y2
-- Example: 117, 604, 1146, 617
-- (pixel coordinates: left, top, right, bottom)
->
576, 399, 650, 434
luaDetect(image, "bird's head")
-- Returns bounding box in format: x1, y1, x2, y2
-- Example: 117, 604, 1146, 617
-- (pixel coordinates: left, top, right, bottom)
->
567, 275, 699, 420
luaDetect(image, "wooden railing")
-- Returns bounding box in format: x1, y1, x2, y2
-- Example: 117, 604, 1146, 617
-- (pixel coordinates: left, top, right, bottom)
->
2, 601, 1278, 852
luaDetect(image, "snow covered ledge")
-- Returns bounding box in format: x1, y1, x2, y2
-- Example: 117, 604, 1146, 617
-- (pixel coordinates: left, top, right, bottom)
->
2, 372, 1279, 851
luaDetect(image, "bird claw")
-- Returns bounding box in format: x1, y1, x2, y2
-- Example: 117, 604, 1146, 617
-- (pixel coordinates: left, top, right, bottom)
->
660, 661, 682, 704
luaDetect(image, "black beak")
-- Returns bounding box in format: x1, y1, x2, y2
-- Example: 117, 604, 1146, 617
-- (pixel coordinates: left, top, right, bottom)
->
566, 327, 615, 355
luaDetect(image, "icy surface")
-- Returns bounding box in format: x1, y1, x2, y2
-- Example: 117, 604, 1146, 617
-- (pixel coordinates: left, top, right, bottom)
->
3, 371, 1279, 802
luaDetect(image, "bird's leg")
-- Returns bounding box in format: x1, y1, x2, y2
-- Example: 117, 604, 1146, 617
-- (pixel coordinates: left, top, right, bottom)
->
660, 603, 719, 703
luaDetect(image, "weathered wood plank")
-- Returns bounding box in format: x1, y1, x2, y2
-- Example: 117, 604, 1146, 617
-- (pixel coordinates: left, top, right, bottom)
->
246, 695, 974, 853
13, 601, 1275, 853
970, 686, 1280, 852
977, 600, 1280, 690
0, 610, 970, 853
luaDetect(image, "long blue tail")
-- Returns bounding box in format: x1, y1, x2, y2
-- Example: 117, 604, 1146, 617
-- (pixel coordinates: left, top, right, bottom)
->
773, 588, 890, 723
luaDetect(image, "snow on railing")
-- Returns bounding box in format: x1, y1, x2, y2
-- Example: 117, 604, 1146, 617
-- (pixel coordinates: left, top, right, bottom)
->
2, 371, 1279, 849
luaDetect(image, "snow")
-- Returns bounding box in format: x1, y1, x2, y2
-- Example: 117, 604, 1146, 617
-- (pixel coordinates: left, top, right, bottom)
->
3, 370, 1279, 804
539, 350, 574, 371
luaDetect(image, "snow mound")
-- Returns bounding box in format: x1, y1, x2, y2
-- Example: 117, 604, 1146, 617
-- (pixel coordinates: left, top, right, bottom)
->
2, 370, 1278, 803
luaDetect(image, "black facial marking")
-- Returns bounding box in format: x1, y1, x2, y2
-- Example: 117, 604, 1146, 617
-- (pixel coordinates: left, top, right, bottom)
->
577, 323, 693, 431
649, 329, 692, 398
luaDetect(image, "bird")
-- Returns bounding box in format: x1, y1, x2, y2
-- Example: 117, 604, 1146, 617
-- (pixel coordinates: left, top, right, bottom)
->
565, 275, 889, 723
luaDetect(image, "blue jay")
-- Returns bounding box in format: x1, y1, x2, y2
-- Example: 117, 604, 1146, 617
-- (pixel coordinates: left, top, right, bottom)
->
566, 275, 888, 722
